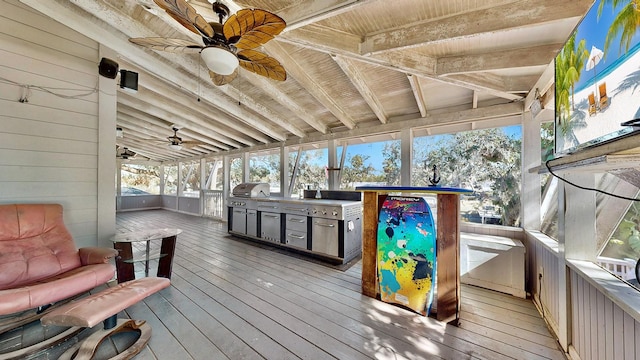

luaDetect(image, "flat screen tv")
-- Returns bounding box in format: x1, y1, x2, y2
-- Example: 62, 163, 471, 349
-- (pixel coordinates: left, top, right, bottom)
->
554, 0, 640, 155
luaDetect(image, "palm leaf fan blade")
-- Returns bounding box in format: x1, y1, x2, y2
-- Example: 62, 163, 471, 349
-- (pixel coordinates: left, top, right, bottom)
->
129, 37, 203, 53
237, 49, 286, 81
209, 69, 238, 86
181, 140, 207, 149
223, 9, 286, 49
153, 0, 214, 38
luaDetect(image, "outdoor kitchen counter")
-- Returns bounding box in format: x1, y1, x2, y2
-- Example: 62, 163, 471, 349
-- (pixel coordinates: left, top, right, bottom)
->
227, 196, 363, 264
253, 197, 361, 206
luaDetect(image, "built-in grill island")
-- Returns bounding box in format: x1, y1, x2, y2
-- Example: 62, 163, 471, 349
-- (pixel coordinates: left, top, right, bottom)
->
228, 185, 362, 264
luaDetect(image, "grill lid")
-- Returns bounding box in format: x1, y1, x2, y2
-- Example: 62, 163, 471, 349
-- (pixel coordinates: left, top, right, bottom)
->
232, 182, 270, 198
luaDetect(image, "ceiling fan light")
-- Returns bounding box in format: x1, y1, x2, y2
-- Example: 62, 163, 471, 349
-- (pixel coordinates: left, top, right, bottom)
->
169, 144, 183, 151
201, 46, 238, 76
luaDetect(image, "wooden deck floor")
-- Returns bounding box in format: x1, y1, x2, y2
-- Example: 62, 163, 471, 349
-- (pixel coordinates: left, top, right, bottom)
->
4, 209, 566, 359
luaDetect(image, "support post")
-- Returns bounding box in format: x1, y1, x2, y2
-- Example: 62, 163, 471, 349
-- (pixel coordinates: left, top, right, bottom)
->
361, 191, 380, 297
436, 193, 460, 324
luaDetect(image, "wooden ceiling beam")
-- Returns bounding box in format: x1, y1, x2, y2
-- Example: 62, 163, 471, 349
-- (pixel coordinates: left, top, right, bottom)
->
117, 136, 176, 161
117, 60, 269, 146
117, 107, 227, 152
436, 44, 563, 75
278, 32, 524, 101
117, 89, 240, 150
213, 0, 375, 32
360, 0, 591, 55
407, 74, 427, 118
265, 42, 355, 130
26, 0, 291, 142
117, 119, 211, 157
333, 55, 388, 124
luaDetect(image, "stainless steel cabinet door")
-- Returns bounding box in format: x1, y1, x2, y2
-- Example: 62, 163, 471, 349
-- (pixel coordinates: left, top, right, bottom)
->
311, 219, 339, 256
246, 209, 258, 237
261, 212, 281, 242
231, 208, 247, 234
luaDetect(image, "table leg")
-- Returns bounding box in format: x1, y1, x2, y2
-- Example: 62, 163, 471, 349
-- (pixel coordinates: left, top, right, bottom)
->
113, 242, 135, 283
157, 235, 177, 279
144, 241, 150, 277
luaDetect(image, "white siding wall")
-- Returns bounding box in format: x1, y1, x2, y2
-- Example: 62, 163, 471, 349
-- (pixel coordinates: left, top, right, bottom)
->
570, 269, 640, 360
527, 233, 561, 336
527, 230, 640, 360
0, 0, 103, 247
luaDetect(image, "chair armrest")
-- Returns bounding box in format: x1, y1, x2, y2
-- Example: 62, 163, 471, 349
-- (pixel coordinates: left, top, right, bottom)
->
79, 247, 118, 265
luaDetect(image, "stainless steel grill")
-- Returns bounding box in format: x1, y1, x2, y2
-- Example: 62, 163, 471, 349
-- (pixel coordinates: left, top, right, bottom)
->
232, 183, 270, 198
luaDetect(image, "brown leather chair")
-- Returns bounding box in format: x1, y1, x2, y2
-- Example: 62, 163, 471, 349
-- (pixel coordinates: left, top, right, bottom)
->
0, 204, 117, 316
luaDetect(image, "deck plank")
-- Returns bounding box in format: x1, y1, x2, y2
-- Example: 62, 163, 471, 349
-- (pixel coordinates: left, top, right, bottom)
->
1, 209, 567, 360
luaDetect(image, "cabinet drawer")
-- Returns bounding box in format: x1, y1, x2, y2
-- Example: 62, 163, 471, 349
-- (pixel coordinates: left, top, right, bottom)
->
285, 229, 308, 249
285, 214, 307, 232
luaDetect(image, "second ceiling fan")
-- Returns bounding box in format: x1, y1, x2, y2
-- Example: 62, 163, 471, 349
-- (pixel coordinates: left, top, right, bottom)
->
165, 127, 207, 150
130, 0, 287, 86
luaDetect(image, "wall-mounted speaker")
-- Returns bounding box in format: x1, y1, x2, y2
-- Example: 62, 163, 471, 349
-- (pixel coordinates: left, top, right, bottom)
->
119, 70, 138, 92
98, 58, 119, 79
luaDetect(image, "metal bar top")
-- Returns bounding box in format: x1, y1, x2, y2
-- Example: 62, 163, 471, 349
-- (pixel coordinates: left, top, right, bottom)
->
354, 185, 473, 194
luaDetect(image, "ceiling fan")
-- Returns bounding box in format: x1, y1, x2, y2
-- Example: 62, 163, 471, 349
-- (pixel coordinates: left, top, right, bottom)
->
166, 127, 207, 150
130, 0, 287, 86
116, 146, 137, 159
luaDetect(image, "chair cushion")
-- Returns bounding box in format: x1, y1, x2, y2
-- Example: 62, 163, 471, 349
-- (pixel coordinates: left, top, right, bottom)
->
0, 263, 115, 315
0, 204, 81, 290
41, 277, 170, 328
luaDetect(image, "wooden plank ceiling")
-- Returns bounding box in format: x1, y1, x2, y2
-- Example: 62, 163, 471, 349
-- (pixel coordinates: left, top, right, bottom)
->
21, 0, 593, 162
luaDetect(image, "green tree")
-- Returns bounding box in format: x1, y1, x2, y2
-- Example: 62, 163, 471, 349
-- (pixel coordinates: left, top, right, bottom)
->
556, 33, 588, 125
382, 141, 401, 185
341, 154, 378, 189
230, 157, 243, 189
415, 128, 522, 226
249, 154, 280, 187
289, 149, 328, 195
598, 0, 640, 55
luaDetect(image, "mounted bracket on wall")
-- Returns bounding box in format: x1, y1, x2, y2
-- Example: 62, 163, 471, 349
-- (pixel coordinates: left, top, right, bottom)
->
530, 88, 544, 119
119, 70, 138, 92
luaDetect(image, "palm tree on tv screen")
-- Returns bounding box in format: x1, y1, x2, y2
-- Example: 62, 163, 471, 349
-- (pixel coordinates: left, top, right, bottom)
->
598, 0, 640, 55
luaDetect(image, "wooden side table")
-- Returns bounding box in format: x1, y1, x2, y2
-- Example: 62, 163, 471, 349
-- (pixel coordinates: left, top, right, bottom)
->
355, 186, 472, 324
110, 228, 182, 283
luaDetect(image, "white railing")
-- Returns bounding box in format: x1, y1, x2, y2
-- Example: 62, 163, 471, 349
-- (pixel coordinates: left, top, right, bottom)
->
202, 190, 225, 220
597, 256, 636, 281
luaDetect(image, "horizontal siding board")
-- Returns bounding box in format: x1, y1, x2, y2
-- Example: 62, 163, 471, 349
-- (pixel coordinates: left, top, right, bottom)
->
0, 133, 97, 155
64, 207, 99, 225
0, 99, 98, 128
0, 7, 97, 62
0, 166, 96, 182
0, 150, 96, 168
0, 82, 98, 116
0, 181, 96, 198
0, 196, 97, 209
0, 0, 97, 50
0, 48, 98, 89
